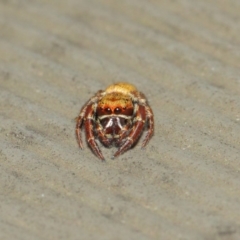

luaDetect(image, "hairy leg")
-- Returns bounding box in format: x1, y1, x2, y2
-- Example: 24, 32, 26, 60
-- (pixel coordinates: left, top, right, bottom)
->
114, 105, 146, 158
95, 122, 112, 147
84, 105, 105, 160
142, 105, 154, 148
75, 90, 103, 149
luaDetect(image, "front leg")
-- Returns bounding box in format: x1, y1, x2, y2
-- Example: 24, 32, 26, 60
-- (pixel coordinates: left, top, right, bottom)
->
95, 122, 113, 147
84, 104, 105, 161
141, 105, 154, 148
114, 105, 146, 158
133, 91, 154, 148
75, 90, 103, 149
85, 122, 105, 160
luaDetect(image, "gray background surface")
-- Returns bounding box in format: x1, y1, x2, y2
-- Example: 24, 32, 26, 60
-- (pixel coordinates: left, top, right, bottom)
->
0, 0, 240, 239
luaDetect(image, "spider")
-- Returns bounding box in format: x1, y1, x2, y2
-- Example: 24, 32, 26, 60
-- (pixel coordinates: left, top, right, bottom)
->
75, 82, 154, 160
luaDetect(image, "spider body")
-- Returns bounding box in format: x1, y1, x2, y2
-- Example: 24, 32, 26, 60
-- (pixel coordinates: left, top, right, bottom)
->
76, 82, 154, 160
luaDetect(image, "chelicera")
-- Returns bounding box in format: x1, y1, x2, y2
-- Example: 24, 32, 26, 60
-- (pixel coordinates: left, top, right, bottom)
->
75, 82, 154, 160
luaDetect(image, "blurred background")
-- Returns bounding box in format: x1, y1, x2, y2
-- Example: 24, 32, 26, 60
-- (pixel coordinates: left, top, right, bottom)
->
0, 0, 240, 239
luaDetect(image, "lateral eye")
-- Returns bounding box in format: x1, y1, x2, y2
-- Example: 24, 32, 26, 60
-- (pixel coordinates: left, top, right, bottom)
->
114, 107, 121, 114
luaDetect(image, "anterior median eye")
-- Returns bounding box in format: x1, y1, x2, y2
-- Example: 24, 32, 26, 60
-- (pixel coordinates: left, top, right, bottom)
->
114, 107, 121, 114
105, 108, 111, 114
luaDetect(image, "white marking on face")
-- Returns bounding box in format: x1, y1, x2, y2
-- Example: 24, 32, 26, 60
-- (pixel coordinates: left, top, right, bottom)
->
105, 118, 113, 128
116, 117, 123, 129
98, 114, 132, 120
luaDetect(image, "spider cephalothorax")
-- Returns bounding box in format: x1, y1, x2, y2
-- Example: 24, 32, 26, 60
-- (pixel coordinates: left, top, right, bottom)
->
76, 82, 154, 160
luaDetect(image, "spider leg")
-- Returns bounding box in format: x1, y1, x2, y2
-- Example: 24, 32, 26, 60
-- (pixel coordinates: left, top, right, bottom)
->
114, 105, 146, 158
76, 110, 87, 149
96, 122, 112, 147
116, 124, 132, 147
141, 105, 154, 148
76, 90, 103, 159
133, 92, 154, 148
84, 105, 105, 160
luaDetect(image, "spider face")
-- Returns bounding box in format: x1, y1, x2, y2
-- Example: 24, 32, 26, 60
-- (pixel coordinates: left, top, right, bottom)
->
96, 92, 133, 139
76, 82, 154, 160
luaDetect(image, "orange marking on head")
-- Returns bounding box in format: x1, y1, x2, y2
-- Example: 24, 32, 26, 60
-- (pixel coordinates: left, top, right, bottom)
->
105, 82, 137, 95
97, 92, 133, 116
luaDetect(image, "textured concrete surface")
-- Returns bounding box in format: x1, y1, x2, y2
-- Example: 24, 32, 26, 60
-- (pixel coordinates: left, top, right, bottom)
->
0, 0, 240, 239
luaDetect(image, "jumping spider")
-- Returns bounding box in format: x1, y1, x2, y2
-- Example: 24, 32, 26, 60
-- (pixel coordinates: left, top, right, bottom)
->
76, 82, 154, 160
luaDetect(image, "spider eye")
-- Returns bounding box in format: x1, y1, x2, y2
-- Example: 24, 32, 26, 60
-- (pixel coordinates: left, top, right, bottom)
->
105, 108, 111, 113
114, 107, 121, 114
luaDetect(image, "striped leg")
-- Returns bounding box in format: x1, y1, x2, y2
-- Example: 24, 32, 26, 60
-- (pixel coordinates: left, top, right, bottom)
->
132, 91, 154, 148
116, 129, 130, 147
76, 90, 105, 160
114, 105, 146, 158
142, 105, 154, 148
96, 122, 112, 147
76, 110, 86, 149
76, 101, 94, 149
84, 105, 105, 160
